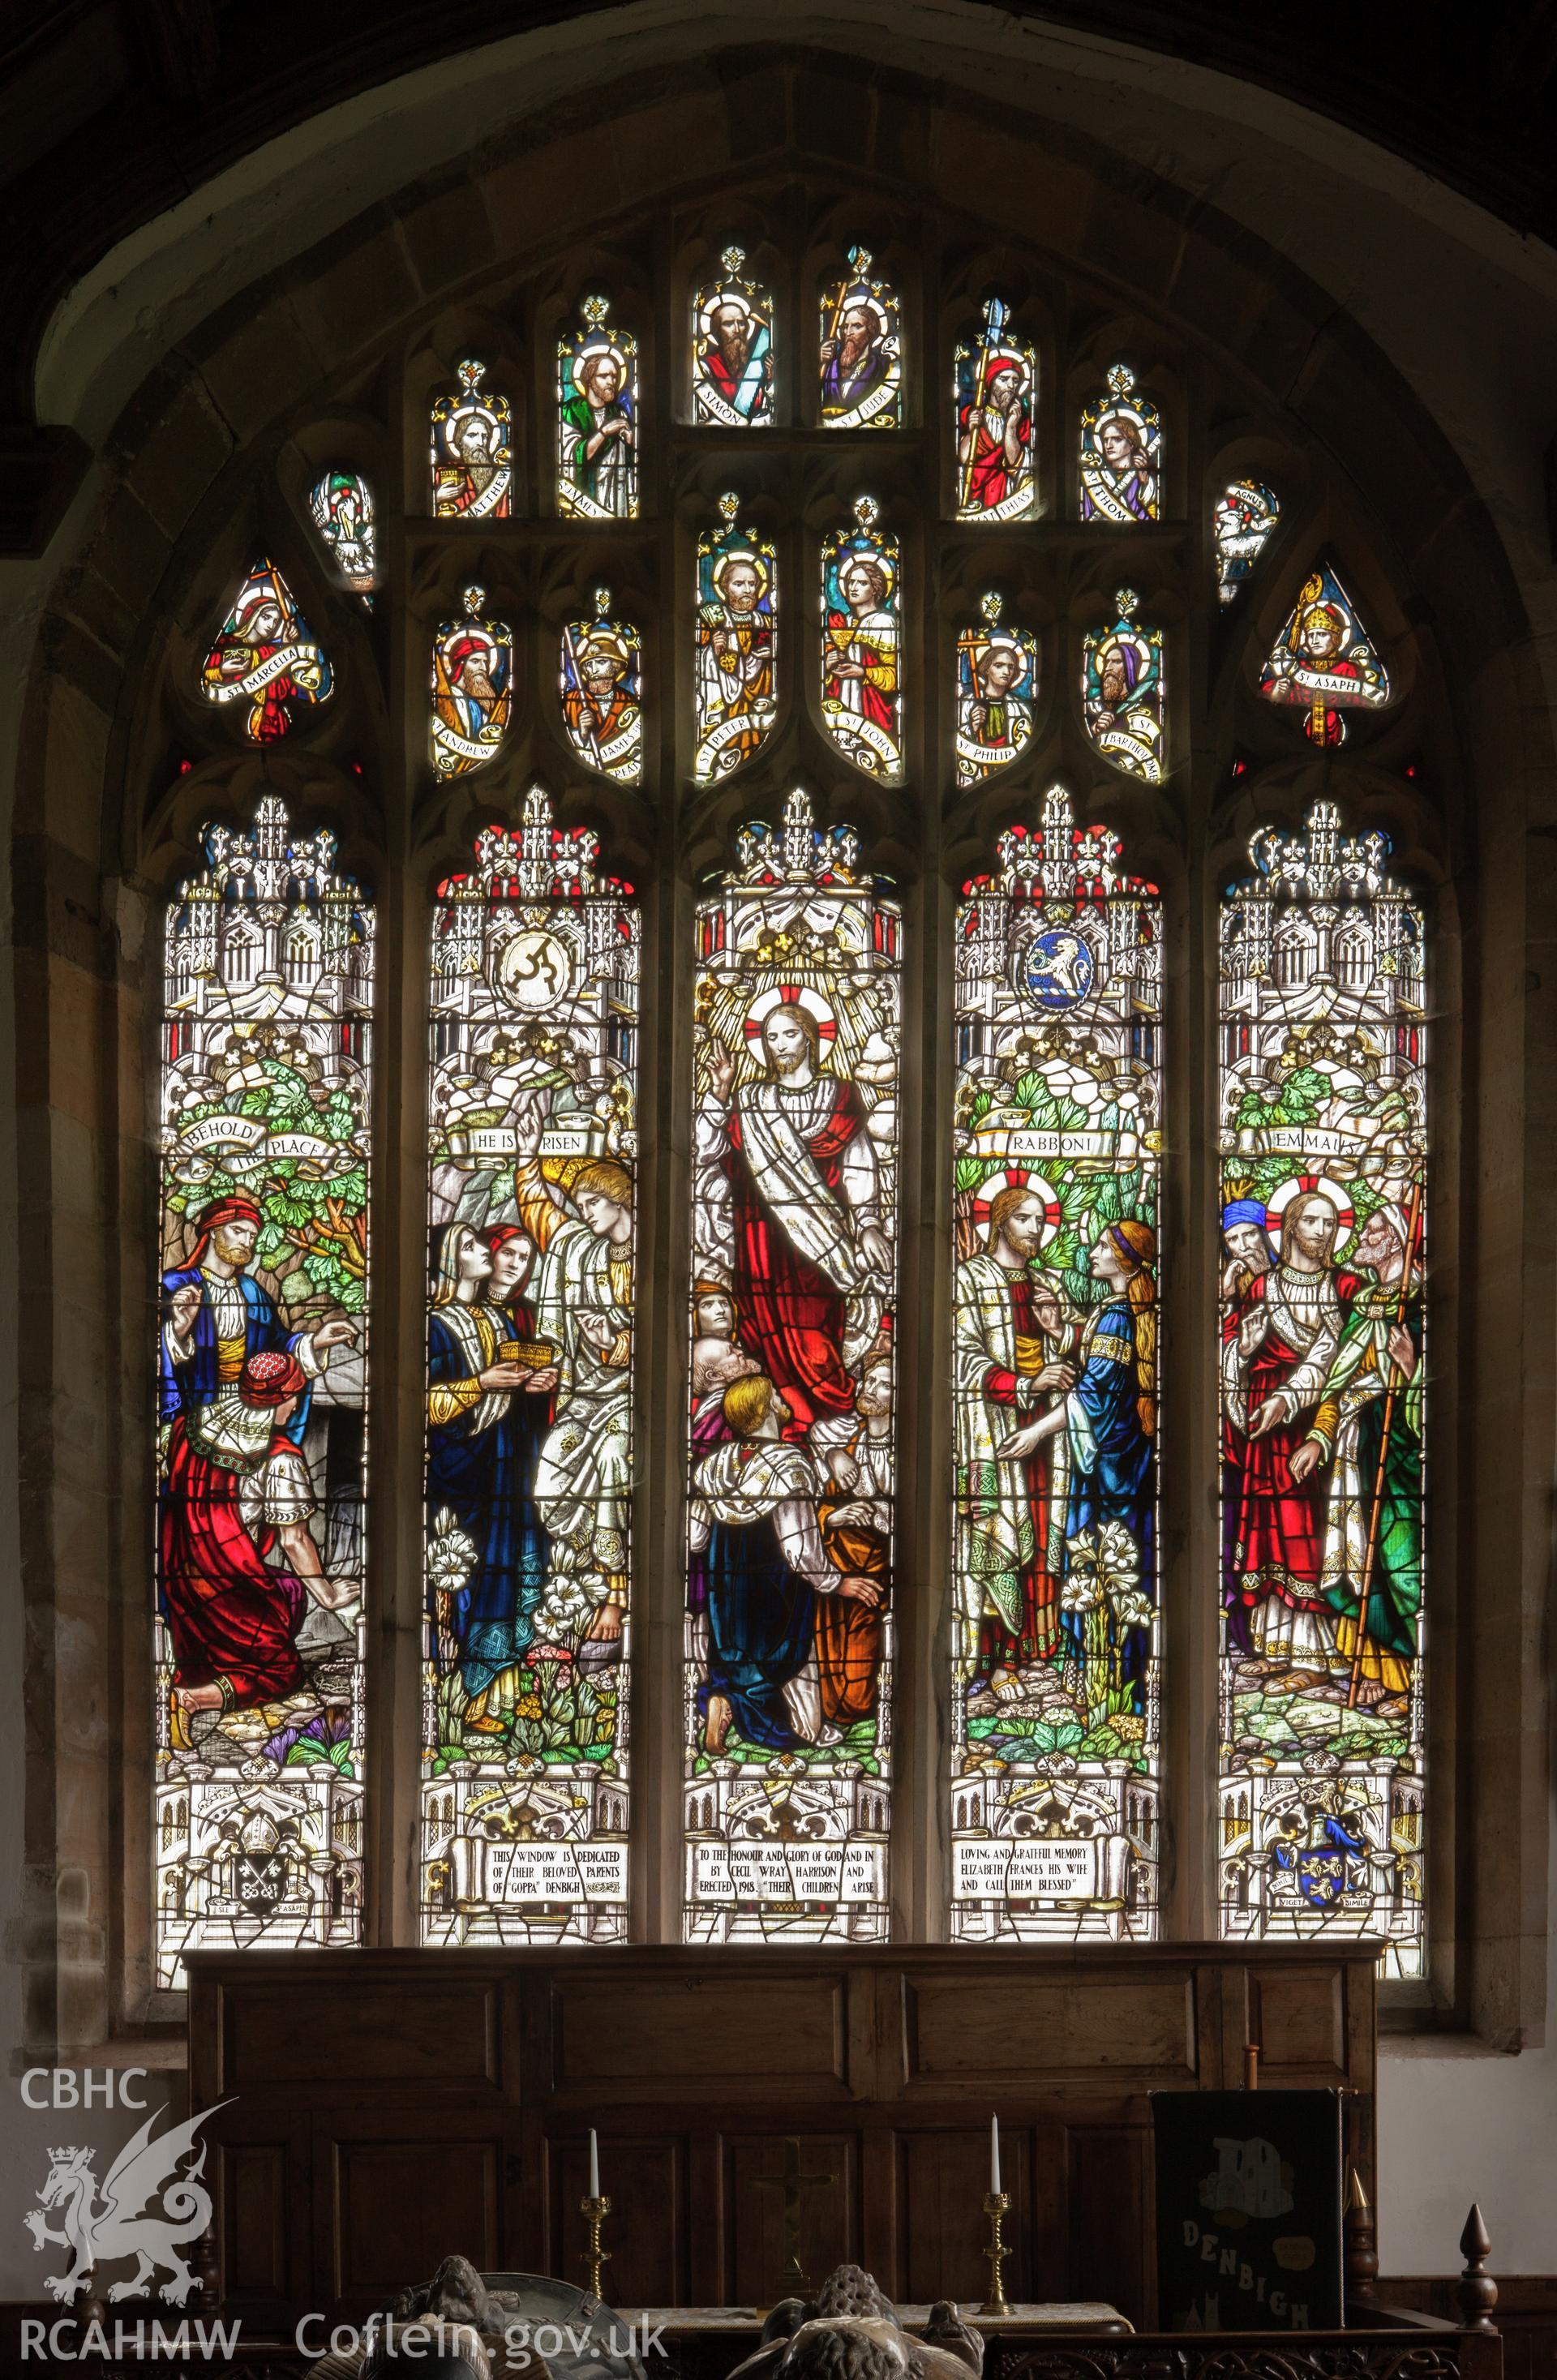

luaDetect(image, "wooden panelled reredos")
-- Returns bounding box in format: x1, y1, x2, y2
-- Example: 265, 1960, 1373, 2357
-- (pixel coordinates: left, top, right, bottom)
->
187, 1943, 1379, 2331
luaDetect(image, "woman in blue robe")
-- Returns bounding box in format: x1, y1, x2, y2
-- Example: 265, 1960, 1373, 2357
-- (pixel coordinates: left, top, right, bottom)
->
426, 1223, 558, 1729
993, 1221, 1157, 1707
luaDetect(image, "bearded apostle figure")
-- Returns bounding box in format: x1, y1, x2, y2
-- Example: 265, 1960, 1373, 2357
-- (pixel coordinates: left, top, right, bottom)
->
693, 993, 892, 1435
957, 354, 1033, 517
694, 542, 776, 783
1221, 1189, 1355, 1666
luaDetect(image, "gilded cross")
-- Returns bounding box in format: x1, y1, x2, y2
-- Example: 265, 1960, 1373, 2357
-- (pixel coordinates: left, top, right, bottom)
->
751, 2134, 838, 2299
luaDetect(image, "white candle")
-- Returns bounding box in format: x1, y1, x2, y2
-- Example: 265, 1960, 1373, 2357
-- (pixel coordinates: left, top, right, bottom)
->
589, 2128, 600, 2199
990, 2113, 1001, 2195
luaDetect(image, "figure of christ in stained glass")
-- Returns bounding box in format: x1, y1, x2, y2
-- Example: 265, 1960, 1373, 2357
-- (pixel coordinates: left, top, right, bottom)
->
694, 496, 778, 785
684, 791, 899, 1943
819, 247, 901, 430
821, 499, 902, 781
950, 787, 1162, 1942
693, 248, 774, 427
558, 297, 639, 521
199, 560, 332, 744
155, 798, 371, 1985
955, 594, 1036, 787
954, 300, 1036, 521
1258, 564, 1388, 746
431, 360, 513, 520
1218, 799, 1426, 1975
422, 792, 639, 1945
1079, 364, 1160, 524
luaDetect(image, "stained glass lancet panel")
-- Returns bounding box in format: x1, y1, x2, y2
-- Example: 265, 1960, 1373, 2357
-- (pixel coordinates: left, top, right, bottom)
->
692, 248, 774, 427
422, 790, 639, 1946
156, 797, 374, 1987
1218, 800, 1426, 1975
950, 787, 1162, 1943
684, 790, 900, 1942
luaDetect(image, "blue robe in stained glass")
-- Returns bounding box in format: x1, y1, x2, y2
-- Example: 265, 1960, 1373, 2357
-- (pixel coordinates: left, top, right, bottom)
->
427, 1297, 550, 1700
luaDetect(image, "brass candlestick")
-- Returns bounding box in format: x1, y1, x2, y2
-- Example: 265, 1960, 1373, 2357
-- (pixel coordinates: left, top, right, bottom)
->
980, 2189, 1012, 2316
581, 2193, 611, 2304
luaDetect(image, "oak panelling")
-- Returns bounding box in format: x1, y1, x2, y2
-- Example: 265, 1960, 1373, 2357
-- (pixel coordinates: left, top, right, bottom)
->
223, 2142, 289, 2301
217, 1975, 506, 2098
723, 2133, 860, 2308
1250, 1966, 1347, 2078
545, 2133, 689, 2309
185, 1945, 1379, 2320
1066, 2123, 1152, 2326
325, 2125, 504, 2306
551, 1970, 851, 2099
899, 2125, 1037, 2308
899, 1971, 1199, 2089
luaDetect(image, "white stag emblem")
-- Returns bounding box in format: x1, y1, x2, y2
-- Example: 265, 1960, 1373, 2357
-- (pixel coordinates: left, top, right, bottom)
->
24, 2103, 229, 2304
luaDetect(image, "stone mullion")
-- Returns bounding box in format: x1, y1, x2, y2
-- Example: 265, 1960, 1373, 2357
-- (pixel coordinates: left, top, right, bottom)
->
364, 419, 426, 1951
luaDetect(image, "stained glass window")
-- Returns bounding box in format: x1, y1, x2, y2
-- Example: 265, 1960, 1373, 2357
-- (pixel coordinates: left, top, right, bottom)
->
956, 593, 1036, 787
156, 796, 374, 1987
431, 360, 513, 520
200, 560, 332, 743
696, 495, 778, 783
1259, 564, 1388, 744
1218, 800, 1426, 1975
1214, 481, 1279, 604
950, 787, 1162, 1942
432, 585, 513, 779
1081, 589, 1165, 781
422, 789, 640, 1946
558, 296, 639, 520
684, 790, 900, 1942
1079, 365, 1160, 523
821, 497, 902, 780
693, 248, 774, 426
309, 470, 376, 603
560, 589, 643, 783
954, 300, 1036, 521
820, 247, 901, 429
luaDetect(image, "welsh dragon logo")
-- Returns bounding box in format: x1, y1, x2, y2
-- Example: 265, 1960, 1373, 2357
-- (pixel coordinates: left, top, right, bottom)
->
24, 2102, 229, 2304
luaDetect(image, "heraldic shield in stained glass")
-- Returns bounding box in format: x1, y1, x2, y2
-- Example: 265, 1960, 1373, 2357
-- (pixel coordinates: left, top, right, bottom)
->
560, 588, 643, 784
422, 790, 640, 1946
558, 295, 640, 521
684, 789, 901, 1942
200, 560, 333, 744
956, 593, 1037, 788
431, 359, 513, 521
156, 796, 374, 1987
692, 247, 774, 427
1259, 564, 1388, 746
309, 469, 377, 602
695, 494, 778, 786
819, 245, 902, 430
1079, 364, 1161, 524
1082, 590, 1165, 783
950, 787, 1163, 1942
1218, 800, 1426, 1977
432, 585, 513, 780
821, 497, 903, 781
954, 299, 1037, 522
1214, 480, 1280, 605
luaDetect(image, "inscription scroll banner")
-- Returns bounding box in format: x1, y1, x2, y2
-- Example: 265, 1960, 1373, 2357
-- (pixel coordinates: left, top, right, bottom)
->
691, 1840, 886, 1906
953, 1835, 1130, 1902
453, 1838, 630, 1905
